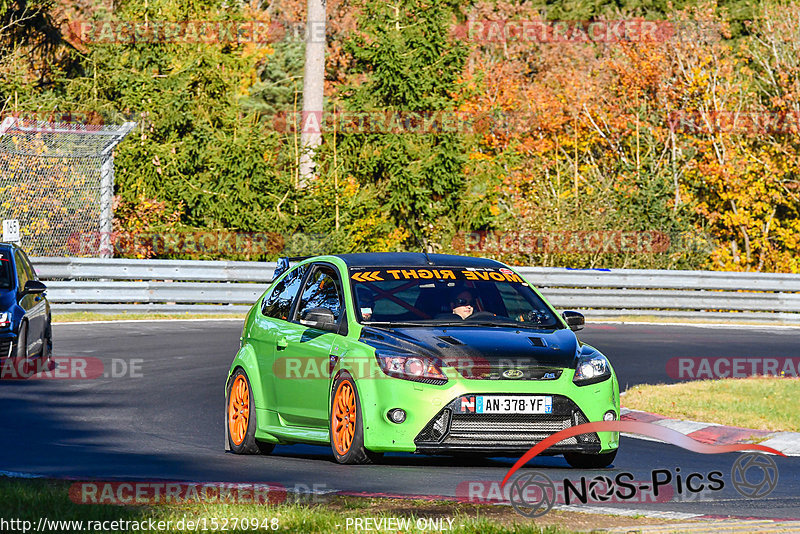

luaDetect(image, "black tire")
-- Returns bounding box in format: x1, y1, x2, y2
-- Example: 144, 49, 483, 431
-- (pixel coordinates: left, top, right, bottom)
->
450, 452, 487, 465
41, 316, 52, 361
36, 339, 52, 375
36, 318, 53, 374
12, 321, 32, 378
15, 320, 27, 359
329, 373, 382, 465
226, 369, 275, 455
564, 449, 617, 469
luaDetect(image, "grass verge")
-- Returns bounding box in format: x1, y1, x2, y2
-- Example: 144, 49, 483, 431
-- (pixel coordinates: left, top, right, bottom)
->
623, 377, 800, 432
52, 312, 246, 323
0, 477, 692, 533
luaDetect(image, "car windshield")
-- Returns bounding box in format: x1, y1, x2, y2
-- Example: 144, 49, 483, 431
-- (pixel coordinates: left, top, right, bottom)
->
0, 249, 12, 289
350, 266, 562, 329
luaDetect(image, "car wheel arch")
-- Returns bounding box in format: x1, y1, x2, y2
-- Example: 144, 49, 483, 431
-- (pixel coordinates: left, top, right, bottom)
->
328, 368, 350, 413
10, 305, 25, 333
17, 317, 29, 349
227, 345, 268, 410
328, 368, 367, 420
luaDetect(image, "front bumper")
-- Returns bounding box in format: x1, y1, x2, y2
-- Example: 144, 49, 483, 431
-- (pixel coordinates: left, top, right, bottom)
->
413, 394, 601, 455
0, 334, 14, 360
354, 365, 619, 454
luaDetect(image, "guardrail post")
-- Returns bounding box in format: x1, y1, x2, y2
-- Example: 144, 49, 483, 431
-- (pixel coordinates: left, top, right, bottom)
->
99, 122, 135, 259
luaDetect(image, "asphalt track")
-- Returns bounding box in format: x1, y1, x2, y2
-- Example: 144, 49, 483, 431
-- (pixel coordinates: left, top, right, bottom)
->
1, 320, 799, 520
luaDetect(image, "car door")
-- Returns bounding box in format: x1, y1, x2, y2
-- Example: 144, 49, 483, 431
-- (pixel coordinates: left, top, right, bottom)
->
14, 251, 42, 356
249, 264, 308, 409
273, 263, 345, 428
20, 251, 47, 345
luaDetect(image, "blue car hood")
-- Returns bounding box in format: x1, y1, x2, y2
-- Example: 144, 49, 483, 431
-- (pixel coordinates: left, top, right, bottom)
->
359, 324, 580, 378
0, 289, 16, 313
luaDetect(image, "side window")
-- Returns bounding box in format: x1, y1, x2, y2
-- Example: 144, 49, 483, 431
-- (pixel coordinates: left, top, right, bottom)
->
262, 265, 307, 320
295, 266, 343, 322
497, 283, 556, 324
14, 252, 29, 291
19, 251, 36, 281
0, 250, 11, 289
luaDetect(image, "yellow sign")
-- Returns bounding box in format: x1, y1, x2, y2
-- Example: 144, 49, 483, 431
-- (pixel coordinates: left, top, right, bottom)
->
351, 271, 384, 282
350, 268, 524, 284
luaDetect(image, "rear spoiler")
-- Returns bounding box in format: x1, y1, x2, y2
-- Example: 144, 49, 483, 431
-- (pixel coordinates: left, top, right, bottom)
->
273, 256, 314, 280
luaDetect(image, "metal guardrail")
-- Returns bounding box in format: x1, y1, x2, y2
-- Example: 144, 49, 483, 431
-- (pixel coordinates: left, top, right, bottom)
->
31, 257, 800, 322
32, 256, 275, 282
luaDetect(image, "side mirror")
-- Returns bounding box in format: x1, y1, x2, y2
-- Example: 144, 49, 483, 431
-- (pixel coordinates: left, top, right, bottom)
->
21, 279, 46, 297
562, 310, 584, 332
300, 307, 338, 332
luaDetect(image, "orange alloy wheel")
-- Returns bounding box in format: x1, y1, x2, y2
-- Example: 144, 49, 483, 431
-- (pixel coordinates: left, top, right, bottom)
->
332, 381, 356, 455
228, 375, 250, 446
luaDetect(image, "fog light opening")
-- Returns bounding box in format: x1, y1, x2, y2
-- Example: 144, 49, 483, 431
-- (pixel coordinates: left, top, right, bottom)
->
388, 409, 406, 424
431, 409, 451, 441
603, 410, 616, 422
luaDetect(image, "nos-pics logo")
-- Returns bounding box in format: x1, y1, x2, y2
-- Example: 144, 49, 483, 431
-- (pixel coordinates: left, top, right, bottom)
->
500, 421, 782, 518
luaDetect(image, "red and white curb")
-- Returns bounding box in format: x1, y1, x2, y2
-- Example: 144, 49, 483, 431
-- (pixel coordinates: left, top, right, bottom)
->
621, 408, 800, 456
603, 519, 800, 533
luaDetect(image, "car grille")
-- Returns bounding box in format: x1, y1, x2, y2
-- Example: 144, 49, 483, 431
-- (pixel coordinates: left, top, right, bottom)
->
459, 368, 563, 381
415, 394, 599, 448
0, 339, 12, 359
447, 414, 578, 445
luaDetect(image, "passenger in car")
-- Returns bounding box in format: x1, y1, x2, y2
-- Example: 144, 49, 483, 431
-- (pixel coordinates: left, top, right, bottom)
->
356, 286, 375, 321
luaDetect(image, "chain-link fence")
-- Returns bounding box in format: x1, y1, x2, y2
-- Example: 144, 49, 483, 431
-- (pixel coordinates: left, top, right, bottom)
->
0, 117, 134, 257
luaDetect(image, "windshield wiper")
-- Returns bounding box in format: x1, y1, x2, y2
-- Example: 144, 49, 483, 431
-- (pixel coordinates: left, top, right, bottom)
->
463, 320, 561, 329
364, 321, 441, 327
363, 320, 560, 329
364, 321, 474, 327
461, 321, 516, 327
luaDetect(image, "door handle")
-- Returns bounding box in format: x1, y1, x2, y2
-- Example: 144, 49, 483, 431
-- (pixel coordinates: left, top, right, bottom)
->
276, 337, 288, 350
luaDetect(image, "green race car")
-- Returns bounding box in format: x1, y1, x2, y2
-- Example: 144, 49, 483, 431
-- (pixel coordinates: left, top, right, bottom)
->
225, 253, 620, 467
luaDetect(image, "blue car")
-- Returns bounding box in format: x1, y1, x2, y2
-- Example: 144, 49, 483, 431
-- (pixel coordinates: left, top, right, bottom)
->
0, 243, 51, 378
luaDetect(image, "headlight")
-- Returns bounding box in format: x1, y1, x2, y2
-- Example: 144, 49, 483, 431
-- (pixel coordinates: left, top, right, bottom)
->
573, 352, 611, 385
376, 351, 447, 384
0, 313, 9, 327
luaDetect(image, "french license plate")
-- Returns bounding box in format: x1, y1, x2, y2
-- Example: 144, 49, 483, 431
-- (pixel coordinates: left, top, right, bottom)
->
475, 395, 552, 414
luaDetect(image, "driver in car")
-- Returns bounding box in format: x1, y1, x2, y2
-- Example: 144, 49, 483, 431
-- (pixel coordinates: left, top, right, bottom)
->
449, 290, 475, 320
